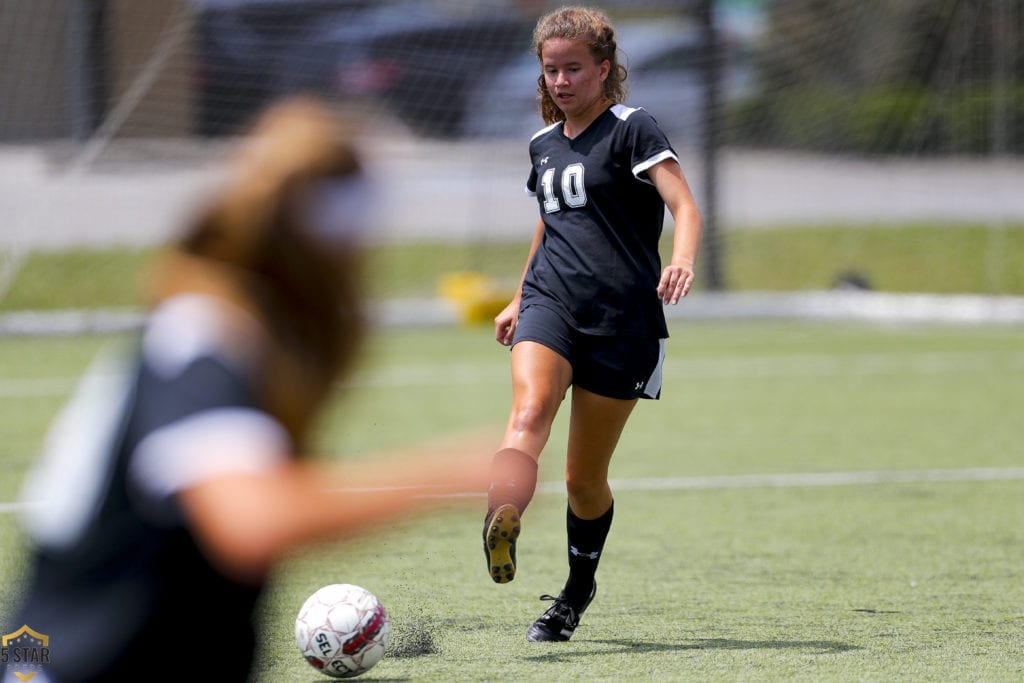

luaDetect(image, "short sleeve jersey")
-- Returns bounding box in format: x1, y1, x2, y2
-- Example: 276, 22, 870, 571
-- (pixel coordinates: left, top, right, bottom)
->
523, 104, 678, 338
9, 295, 290, 681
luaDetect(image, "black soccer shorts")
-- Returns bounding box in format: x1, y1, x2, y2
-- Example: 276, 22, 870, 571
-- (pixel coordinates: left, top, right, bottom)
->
512, 303, 665, 400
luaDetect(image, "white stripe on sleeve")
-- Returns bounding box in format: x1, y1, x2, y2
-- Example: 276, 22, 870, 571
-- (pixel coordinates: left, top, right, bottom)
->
130, 408, 290, 499
632, 150, 679, 184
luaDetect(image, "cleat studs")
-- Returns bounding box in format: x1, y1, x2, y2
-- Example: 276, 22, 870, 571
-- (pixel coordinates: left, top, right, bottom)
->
483, 504, 521, 584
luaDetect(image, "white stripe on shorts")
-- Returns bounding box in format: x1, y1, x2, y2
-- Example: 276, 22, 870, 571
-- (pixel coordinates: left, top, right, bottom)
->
644, 339, 666, 399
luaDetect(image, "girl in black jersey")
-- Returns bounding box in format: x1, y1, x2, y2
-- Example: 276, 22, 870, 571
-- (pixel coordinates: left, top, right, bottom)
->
482, 6, 703, 642
5, 98, 486, 682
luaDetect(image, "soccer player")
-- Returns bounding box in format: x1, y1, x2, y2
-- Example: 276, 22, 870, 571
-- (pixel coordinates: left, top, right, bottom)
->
5, 98, 486, 682
482, 6, 703, 642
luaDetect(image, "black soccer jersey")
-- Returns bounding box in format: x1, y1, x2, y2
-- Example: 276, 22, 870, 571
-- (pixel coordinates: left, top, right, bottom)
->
8, 295, 290, 682
523, 104, 678, 338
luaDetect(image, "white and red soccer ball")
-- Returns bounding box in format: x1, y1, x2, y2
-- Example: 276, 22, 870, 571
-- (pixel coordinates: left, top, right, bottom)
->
295, 583, 391, 678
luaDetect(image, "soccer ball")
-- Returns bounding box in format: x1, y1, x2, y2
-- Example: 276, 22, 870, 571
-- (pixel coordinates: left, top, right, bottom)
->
295, 583, 391, 678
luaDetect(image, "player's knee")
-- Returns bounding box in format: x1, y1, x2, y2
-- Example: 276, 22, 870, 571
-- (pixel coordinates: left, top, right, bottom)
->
508, 397, 557, 438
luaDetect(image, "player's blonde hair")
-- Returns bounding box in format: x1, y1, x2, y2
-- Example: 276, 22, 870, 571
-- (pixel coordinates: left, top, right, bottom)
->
533, 5, 627, 125
152, 97, 367, 446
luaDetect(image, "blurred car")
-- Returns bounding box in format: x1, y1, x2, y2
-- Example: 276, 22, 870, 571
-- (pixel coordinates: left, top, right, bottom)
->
346, 15, 534, 137
194, 0, 377, 135
460, 19, 755, 144
194, 0, 533, 137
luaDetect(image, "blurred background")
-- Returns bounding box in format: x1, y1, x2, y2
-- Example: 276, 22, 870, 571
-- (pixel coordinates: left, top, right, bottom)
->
0, 0, 1022, 319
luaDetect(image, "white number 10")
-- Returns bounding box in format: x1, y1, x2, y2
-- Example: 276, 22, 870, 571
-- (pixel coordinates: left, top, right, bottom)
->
540, 163, 586, 213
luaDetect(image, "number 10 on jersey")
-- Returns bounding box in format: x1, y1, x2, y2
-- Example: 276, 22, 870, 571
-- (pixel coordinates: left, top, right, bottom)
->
540, 163, 587, 213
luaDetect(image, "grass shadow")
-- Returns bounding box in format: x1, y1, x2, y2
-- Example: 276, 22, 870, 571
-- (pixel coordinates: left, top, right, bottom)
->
524, 637, 862, 662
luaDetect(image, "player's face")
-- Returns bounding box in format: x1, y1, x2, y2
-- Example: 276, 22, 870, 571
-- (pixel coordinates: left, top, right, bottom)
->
540, 38, 610, 121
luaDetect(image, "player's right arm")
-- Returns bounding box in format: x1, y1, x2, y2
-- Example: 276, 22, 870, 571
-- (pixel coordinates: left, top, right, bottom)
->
178, 431, 490, 582
495, 218, 545, 346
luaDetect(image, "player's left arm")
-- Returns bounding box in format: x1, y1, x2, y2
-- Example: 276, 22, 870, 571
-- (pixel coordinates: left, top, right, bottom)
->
650, 157, 703, 305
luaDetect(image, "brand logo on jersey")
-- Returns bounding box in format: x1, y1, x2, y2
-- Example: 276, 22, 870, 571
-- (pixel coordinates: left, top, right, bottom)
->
540, 156, 549, 165
1, 625, 51, 681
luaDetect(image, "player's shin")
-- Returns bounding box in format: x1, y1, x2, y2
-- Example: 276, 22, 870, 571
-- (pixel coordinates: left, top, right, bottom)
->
485, 447, 538, 518
483, 447, 537, 583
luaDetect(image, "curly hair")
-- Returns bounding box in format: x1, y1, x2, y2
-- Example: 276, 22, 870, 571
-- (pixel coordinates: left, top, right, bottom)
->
533, 5, 627, 125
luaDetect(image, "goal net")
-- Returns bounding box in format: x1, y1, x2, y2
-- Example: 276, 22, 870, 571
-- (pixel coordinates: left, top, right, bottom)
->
0, 0, 1021, 313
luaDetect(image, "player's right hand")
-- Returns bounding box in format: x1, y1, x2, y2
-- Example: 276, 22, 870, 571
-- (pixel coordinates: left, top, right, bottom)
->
494, 299, 519, 346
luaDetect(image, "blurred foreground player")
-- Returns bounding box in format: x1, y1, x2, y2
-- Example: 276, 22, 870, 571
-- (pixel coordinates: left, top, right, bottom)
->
4, 98, 485, 682
483, 6, 703, 642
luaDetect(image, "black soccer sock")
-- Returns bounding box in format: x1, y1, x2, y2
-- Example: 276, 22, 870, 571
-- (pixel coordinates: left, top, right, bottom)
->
485, 447, 539, 518
564, 502, 614, 607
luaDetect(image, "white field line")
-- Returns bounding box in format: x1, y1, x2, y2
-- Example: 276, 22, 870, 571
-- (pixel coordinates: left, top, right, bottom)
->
592, 467, 1024, 493
1, 348, 1022, 398
5, 292, 1024, 336
0, 249, 26, 300
347, 349, 1024, 386
4, 466, 1024, 514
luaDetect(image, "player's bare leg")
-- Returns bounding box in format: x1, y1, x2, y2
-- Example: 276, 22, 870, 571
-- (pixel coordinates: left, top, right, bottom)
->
564, 387, 635, 516
485, 341, 572, 583
527, 387, 635, 641
500, 341, 573, 457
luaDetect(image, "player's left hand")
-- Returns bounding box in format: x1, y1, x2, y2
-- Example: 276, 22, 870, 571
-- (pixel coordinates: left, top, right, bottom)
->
657, 264, 694, 305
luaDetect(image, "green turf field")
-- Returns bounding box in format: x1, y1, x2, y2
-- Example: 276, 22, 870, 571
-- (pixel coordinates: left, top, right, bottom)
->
1, 320, 1022, 681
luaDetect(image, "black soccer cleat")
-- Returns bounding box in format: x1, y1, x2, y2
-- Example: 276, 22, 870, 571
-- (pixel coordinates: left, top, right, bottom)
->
525, 583, 597, 642
483, 503, 521, 583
